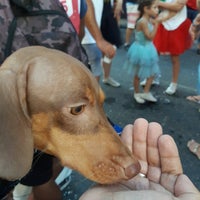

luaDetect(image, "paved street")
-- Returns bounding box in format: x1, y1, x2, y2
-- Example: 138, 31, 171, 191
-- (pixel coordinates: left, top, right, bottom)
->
63, 28, 200, 199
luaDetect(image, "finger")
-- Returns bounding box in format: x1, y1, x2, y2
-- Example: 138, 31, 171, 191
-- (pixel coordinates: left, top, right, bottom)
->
132, 118, 149, 174
121, 124, 134, 153
158, 135, 183, 174
105, 43, 116, 57
158, 135, 183, 193
146, 122, 163, 182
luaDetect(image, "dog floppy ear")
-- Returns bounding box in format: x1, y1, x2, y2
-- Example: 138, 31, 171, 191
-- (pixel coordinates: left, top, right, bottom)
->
0, 64, 33, 181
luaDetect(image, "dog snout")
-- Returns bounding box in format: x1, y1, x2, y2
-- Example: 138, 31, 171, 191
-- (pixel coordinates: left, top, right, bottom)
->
90, 153, 140, 184
124, 162, 141, 179
111, 153, 141, 181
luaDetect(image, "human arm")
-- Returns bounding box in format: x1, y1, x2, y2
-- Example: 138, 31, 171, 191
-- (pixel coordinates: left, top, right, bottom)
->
139, 19, 159, 40
189, 13, 200, 40
192, 0, 200, 40
156, 0, 185, 22
78, 0, 88, 40
80, 118, 200, 200
158, 0, 187, 12
79, 18, 85, 41
84, 0, 116, 58
197, 0, 200, 9
157, 10, 176, 22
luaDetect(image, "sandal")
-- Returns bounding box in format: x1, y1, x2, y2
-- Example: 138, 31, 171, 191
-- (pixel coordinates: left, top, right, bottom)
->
187, 139, 200, 159
186, 95, 200, 104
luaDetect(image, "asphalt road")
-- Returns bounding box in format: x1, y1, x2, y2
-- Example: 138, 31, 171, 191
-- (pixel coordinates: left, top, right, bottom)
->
62, 28, 200, 199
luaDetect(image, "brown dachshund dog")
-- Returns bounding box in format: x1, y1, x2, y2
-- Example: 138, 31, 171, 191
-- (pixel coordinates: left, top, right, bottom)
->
0, 46, 140, 184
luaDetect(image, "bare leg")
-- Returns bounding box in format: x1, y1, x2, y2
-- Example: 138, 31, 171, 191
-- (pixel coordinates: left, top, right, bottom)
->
165, 55, 179, 95
143, 76, 154, 93
102, 60, 111, 79
133, 75, 140, 93
2, 193, 13, 200
52, 158, 63, 180
29, 158, 63, 200
32, 180, 62, 200
125, 28, 134, 45
102, 59, 120, 87
95, 76, 100, 82
171, 55, 180, 83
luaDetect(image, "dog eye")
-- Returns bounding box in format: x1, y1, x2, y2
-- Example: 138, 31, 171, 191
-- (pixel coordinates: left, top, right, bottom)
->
70, 105, 85, 115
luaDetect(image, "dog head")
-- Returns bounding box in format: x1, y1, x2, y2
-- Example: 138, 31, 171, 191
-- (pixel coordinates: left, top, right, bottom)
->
0, 46, 140, 183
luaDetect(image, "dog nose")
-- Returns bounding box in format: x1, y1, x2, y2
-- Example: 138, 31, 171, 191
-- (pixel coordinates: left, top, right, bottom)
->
124, 162, 141, 178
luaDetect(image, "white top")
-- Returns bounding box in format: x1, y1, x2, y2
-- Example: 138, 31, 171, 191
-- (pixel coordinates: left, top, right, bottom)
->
81, 0, 103, 44
162, 0, 187, 30
59, 0, 81, 17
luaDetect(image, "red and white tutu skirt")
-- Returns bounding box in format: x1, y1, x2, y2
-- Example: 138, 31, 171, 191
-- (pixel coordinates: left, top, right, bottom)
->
153, 19, 192, 55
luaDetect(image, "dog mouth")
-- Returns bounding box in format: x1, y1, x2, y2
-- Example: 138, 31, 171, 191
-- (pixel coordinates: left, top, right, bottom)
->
91, 158, 141, 184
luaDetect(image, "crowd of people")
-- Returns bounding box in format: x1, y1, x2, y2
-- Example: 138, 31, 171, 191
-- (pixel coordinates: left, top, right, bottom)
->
125, 0, 194, 103
0, 0, 199, 200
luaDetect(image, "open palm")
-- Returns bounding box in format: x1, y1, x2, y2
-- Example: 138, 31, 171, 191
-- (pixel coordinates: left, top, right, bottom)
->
80, 118, 199, 200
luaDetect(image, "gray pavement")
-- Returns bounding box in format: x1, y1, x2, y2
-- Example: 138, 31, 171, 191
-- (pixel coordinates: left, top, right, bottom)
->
63, 28, 200, 199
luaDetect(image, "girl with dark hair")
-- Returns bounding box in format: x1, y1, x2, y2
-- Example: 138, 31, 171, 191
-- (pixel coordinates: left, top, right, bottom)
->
126, 0, 160, 104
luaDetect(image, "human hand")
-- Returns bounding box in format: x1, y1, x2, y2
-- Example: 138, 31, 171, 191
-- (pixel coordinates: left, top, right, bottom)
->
151, 17, 159, 27
189, 25, 197, 41
80, 118, 200, 200
156, 10, 176, 23
96, 39, 116, 58
189, 14, 200, 41
193, 13, 200, 28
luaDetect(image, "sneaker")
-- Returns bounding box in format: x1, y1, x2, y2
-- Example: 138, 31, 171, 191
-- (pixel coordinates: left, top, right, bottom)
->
165, 83, 177, 95
134, 93, 146, 104
140, 92, 157, 102
152, 79, 160, 85
140, 79, 160, 86
103, 77, 120, 87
